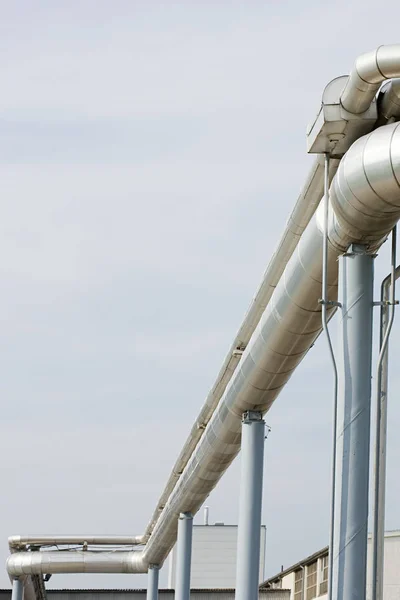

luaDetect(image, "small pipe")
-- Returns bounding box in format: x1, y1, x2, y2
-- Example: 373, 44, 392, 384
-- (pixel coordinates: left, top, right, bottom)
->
371, 227, 398, 600
321, 153, 339, 600
203, 506, 209, 526
8, 535, 144, 551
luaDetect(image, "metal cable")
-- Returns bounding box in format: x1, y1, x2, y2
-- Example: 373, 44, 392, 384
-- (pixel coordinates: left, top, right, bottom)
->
321, 153, 339, 600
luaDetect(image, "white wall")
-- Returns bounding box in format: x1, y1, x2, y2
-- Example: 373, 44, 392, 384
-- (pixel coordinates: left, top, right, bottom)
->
168, 524, 266, 589
366, 533, 400, 600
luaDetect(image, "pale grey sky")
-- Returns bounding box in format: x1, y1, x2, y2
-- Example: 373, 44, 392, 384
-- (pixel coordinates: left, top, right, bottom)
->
2, 0, 400, 590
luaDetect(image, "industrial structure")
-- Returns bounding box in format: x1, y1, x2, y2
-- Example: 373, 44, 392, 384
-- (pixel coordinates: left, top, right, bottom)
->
1, 590, 289, 600
167, 521, 266, 589
262, 530, 400, 600
7, 44, 400, 600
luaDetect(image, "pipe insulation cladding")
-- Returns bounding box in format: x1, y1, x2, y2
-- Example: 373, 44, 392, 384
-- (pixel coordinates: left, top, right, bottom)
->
8, 121, 400, 577
341, 44, 400, 114
140, 156, 339, 544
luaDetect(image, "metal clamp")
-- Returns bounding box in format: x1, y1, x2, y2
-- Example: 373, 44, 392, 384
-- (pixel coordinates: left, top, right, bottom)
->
318, 298, 342, 307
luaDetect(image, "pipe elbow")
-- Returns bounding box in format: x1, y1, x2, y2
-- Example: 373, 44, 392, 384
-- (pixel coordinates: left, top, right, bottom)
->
341, 44, 400, 114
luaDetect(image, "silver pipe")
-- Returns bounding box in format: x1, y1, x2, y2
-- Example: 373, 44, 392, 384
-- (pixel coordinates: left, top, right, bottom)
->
8, 122, 400, 578
8, 536, 144, 551
203, 507, 209, 526
333, 245, 374, 600
174, 513, 193, 600
235, 411, 265, 600
321, 154, 339, 600
9, 158, 337, 558
341, 44, 400, 114
146, 565, 159, 600
371, 228, 398, 600
376, 79, 400, 126
141, 156, 339, 542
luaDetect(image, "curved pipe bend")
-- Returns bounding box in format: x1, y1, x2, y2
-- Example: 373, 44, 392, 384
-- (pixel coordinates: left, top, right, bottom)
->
341, 44, 400, 114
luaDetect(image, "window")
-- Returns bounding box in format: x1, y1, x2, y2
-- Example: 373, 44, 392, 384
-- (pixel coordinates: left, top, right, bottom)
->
319, 555, 329, 595
294, 569, 304, 600
306, 561, 317, 600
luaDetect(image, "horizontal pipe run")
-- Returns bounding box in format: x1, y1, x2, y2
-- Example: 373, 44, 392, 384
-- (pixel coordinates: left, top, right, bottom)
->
8, 535, 144, 550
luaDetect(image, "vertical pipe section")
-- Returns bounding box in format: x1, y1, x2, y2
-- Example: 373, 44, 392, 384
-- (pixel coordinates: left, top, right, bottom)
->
11, 579, 23, 600
174, 512, 193, 600
371, 228, 398, 600
321, 153, 339, 600
147, 565, 160, 600
333, 245, 374, 600
235, 411, 265, 600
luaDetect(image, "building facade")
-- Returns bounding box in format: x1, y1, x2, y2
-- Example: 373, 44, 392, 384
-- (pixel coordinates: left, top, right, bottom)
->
262, 530, 400, 600
168, 524, 267, 589
0, 589, 289, 600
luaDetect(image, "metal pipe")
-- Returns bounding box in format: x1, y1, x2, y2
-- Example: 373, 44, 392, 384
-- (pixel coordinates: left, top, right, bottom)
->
332, 245, 374, 600
8, 536, 144, 551
203, 507, 209, 526
174, 513, 193, 600
341, 44, 400, 114
321, 153, 339, 600
8, 122, 400, 579
11, 579, 23, 600
141, 156, 339, 542
376, 79, 400, 126
147, 565, 159, 600
371, 227, 398, 600
235, 411, 265, 600
7, 157, 339, 558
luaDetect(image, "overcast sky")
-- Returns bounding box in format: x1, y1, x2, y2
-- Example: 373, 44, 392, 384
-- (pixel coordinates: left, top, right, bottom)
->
2, 0, 400, 591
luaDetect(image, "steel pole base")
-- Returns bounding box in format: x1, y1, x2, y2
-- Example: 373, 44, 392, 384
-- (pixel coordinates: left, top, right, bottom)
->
235, 411, 265, 600
174, 512, 193, 600
147, 565, 160, 600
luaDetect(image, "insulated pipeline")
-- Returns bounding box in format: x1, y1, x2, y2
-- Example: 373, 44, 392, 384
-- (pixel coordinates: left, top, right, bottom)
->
8, 122, 400, 577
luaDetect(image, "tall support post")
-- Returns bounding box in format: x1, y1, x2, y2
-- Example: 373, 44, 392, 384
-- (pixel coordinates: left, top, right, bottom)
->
235, 410, 265, 600
332, 245, 374, 600
371, 228, 398, 600
174, 511, 193, 600
147, 565, 160, 600
11, 579, 23, 600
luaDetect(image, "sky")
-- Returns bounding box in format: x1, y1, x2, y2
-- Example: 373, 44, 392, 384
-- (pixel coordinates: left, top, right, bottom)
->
2, 0, 400, 591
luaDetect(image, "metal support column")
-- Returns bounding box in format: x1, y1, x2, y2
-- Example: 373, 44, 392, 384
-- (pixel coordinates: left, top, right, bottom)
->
332, 245, 374, 600
174, 511, 193, 600
235, 410, 265, 600
147, 565, 160, 600
11, 579, 23, 600
371, 229, 399, 600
